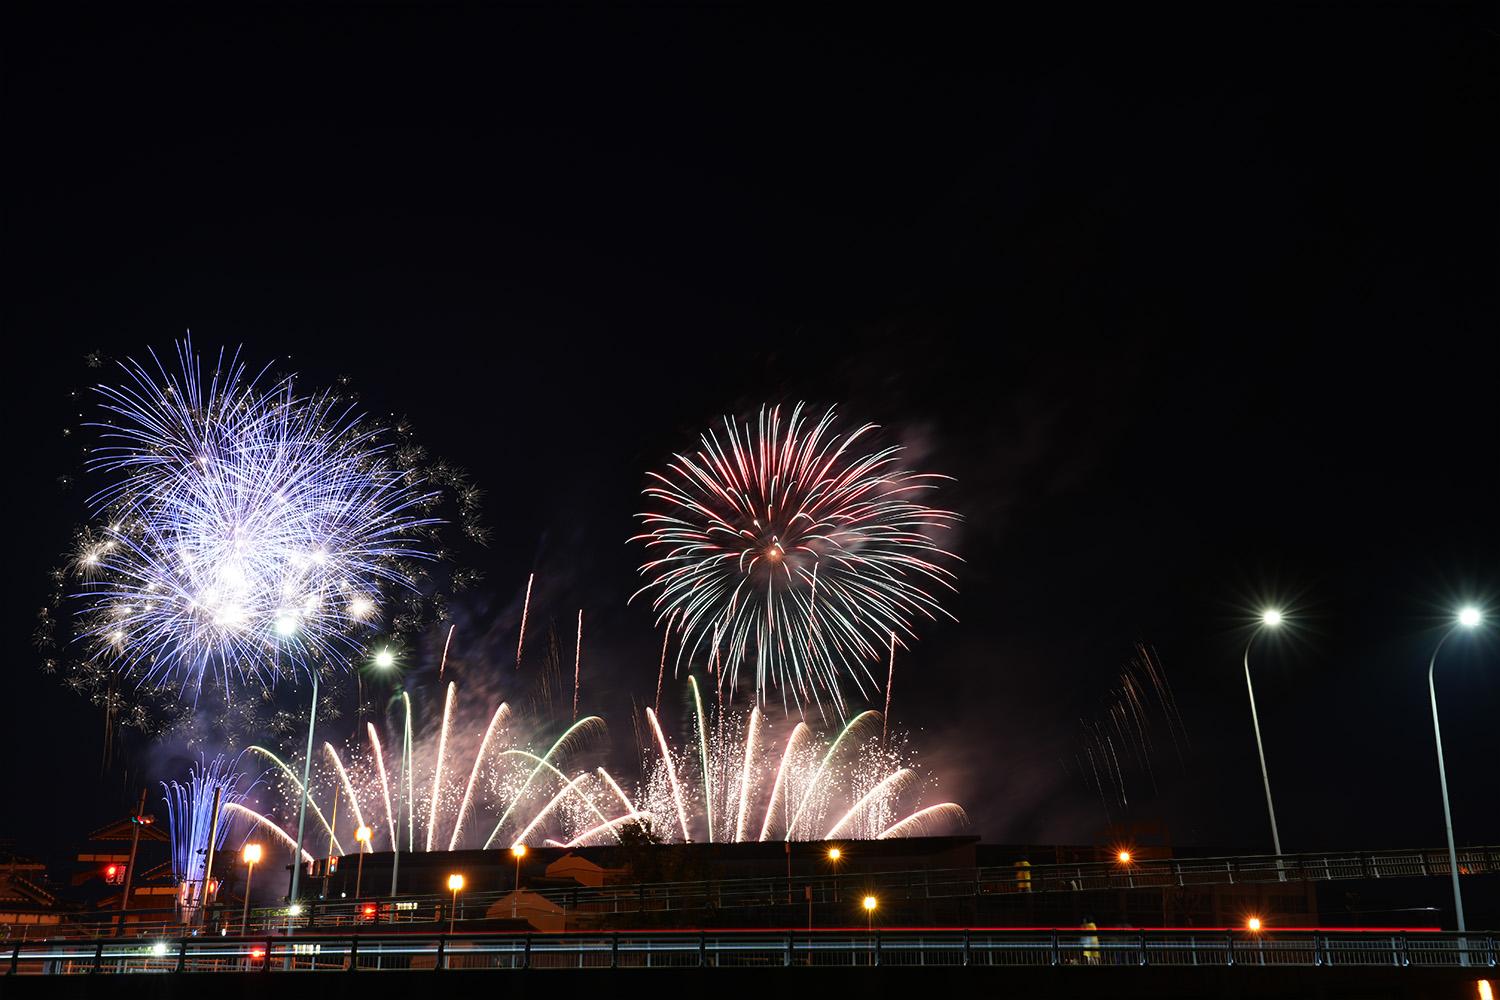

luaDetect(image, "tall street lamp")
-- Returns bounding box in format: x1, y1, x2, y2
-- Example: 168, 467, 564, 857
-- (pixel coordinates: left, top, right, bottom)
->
1243, 610, 1285, 858
366, 648, 402, 899
241, 843, 262, 934
354, 825, 371, 900
280, 619, 319, 934
1429, 606, 1483, 934
511, 844, 527, 917
446, 874, 464, 935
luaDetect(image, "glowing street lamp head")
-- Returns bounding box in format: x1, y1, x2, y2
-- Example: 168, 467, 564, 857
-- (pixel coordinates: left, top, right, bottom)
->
1260, 609, 1282, 628
511, 844, 527, 859
827, 847, 842, 862
1116, 850, 1132, 864
862, 895, 878, 912
373, 648, 395, 669
447, 873, 465, 892
1246, 916, 1262, 932
355, 825, 372, 845
1458, 606, 1482, 629
242, 843, 263, 865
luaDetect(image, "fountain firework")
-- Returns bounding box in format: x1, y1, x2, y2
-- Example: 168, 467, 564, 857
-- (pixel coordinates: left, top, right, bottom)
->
630, 402, 960, 717
639, 677, 966, 843
162, 753, 257, 907
249, 681, 642, 855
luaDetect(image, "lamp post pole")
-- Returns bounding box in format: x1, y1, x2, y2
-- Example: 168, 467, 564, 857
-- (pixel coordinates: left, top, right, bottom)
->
1243, 618, 1283, 859
1427, 626, 1466, 934
241, 845, 262, 934
354, 827, 370, 901
287, 669, 318, 933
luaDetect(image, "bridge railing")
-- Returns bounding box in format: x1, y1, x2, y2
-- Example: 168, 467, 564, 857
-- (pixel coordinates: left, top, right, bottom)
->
10, 845, 1497, 940
8, 929, 1497, 974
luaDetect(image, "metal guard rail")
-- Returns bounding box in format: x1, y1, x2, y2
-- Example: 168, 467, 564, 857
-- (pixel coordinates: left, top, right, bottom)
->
17, 844, 1499, 939
7, 929, 1497, 974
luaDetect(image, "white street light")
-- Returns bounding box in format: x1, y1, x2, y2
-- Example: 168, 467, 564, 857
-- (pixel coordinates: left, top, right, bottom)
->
1243, 612, 1285, 860
1428, 608, 1485, 937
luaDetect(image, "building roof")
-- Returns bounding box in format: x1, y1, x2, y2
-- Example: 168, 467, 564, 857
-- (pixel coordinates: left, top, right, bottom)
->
86, 817, 169, 843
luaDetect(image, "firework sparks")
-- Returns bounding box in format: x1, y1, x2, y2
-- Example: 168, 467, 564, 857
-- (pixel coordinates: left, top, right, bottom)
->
448, 701, 510, 850
223, 803, 315, 864
437, 624, 456, 679
516, 573, 533, 669
1072, 644, 1190, 821
883, 630, 897, 744
71, 339, 441, 696
424, 683, 456, 851
256, 683, 637, 856
573, 609, 583, 720
642, 682, 964, 843
162, 754, 256, 905
630, 402, 959, 715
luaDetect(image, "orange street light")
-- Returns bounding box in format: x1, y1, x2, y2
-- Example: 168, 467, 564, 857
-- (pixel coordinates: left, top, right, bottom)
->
511, 844, 527, 916
240, 844, 263, 934
354, 825, 372, 900
1247, 916, 1263, 932
447, 874, 465, 934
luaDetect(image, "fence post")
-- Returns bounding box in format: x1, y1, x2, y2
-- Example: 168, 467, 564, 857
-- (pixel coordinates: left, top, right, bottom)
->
523, 933, 532, 969
784, 933, 792, 967
263, 938, 273, 973
1313, 932, 1323, 967
1225, 931, 1235, 967
175, 938, 187, 973
1139, 932, 1148, 966
698, 932, 706, 967
962, 929, 970, 967
1397, 933, 1408, 967
434, 935, 445, 972
348, 936, 358, 972
611, 933, 619, 969
1050, 929, 1060, 966
10, 942, 19, 976
874, 931, 881, 967
91, 940, 103, 974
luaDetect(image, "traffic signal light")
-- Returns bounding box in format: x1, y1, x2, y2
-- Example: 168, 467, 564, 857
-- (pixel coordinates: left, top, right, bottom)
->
104, 864, 125, 885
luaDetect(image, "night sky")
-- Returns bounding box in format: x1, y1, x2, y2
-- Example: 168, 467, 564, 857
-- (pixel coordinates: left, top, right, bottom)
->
5, 9, 1496, 860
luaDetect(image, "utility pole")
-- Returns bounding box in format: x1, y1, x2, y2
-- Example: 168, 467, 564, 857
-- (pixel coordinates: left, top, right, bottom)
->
120, 789, 148, 912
